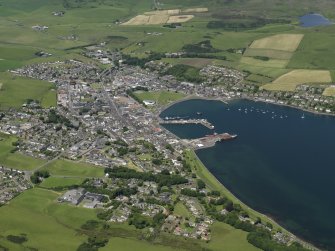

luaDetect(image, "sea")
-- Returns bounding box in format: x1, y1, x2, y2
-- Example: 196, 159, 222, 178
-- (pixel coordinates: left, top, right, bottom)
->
160, 99, 335, 250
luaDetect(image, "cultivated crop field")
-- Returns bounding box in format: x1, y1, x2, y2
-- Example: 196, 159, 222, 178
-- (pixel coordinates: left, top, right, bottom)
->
249, 34, 304, 52
261, 69, 332, 91
323, 86, 335, 96
122, 7, 207, 25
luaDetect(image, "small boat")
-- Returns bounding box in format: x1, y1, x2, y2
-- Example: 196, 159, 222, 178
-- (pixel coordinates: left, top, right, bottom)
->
301, 114, 305, 119
196, 112, 202, 116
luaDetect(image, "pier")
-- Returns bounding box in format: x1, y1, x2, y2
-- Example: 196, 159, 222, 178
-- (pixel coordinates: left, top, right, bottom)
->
160, 118, 215, 129
186, 133, 237, 149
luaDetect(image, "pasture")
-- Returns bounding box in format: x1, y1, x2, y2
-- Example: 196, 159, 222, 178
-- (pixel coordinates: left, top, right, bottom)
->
249, 34, 304, 52
0, 72, 56, 110
240, 57, 289, 68
0, 188, 96, 251
0, 133, 46, 170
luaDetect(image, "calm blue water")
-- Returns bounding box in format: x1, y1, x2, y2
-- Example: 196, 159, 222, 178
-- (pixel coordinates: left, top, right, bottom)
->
160, 99, 335, 250
300, 13, 333, 27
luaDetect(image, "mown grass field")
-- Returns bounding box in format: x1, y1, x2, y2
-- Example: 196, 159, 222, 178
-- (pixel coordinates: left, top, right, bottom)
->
42, 159, 105, 177
133, 90, 186, 105
0, 72, 56, 110
0, 133, 46, 170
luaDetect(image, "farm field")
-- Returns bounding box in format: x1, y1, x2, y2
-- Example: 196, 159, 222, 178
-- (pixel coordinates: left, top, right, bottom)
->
240, 57, 289, 68
261, 69, 332, 91
0, 133, 46, 170
0, 188, 96, 251
161, 58, 214, 68
133, 90, 186, 105
0, 72, 56, 110
323, 86, 335, 96
249, 34, 304, 52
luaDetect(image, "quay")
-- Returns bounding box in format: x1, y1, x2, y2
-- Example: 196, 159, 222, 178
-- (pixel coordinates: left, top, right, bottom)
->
186, 133, 237, 149
160, 118, 215, 129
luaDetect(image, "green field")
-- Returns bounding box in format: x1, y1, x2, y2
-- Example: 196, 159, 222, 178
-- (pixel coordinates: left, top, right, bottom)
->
0, 72, 56, 110
40, 176, 85, 188
0, 133, 46, 170
174, 202, 193, 219
101, 237, 183, 251
42, 159, 105, 177
133, 90, 187, 106
0, 187, 259, 251
0, 188, 96, 251
207, 222, 260, 251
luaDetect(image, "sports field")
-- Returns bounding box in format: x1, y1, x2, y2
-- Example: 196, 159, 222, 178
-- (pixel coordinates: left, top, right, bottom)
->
133, 90, 186, 105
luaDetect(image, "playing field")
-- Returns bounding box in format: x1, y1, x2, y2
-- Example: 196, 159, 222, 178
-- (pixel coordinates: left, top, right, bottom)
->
261, 69, 332, 91
249, 34, 304, 52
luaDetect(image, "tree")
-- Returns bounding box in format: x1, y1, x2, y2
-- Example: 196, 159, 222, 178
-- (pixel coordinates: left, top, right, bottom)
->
197, 179, 206, 190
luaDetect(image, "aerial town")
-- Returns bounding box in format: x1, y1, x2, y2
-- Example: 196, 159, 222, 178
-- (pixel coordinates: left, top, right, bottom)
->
0, 45, 327, 250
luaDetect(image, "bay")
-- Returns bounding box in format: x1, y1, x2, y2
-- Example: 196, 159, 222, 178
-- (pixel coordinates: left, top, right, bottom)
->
160, 99, 335, 250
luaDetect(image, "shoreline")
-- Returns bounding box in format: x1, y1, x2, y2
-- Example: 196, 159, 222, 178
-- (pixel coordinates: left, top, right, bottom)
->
158, 96, 322, 251
159, 93, 335, 119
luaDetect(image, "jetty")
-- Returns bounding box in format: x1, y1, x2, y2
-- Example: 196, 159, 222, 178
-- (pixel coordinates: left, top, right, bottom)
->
160, 118, 214, 129
186, 133, 237, 149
